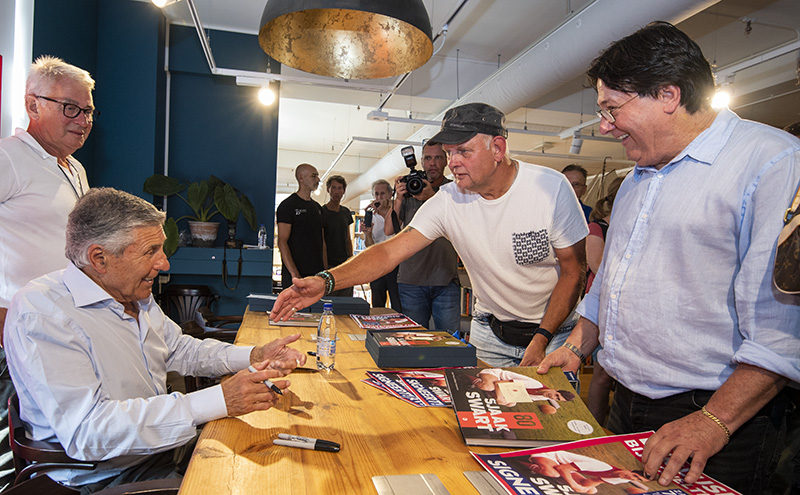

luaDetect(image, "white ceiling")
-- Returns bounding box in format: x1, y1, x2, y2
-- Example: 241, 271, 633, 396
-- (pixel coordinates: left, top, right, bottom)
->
158, 0, 800, 207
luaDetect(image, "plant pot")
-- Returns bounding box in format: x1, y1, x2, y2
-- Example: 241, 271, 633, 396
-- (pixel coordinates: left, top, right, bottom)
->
188, 221, 220, 248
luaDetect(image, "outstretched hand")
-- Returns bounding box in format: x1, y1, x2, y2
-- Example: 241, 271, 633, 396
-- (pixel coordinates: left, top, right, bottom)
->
221, 360, 290, 417
251, 333, 307, 373
271, 276, 325, 321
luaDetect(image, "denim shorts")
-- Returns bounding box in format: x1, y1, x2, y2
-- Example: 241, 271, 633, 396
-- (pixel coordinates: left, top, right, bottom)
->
470, 309, 574, 367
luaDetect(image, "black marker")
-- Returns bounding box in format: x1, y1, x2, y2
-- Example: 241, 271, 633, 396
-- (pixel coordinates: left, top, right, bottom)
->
247, 365, 283, 395
273, 436, 340, 452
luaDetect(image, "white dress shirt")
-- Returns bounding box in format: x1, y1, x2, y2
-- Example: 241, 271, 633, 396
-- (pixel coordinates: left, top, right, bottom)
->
4, 263, 253, 486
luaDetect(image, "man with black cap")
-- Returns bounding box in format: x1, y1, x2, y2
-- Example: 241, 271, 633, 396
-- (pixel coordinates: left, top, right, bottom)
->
273, 103, 588, 367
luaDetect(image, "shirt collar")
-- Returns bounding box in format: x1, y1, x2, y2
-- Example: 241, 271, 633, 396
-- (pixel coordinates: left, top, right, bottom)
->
14, 128, 55, 161
633, 108, 735, 181
63, 262, 153, 312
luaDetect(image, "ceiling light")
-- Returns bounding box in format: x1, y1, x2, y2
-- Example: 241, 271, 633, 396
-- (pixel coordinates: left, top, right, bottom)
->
258, 0, 433, 79
569, 133, 584, 154
151, 0, 179, 7
712, 90, 730, 109
258, 84, 276, 105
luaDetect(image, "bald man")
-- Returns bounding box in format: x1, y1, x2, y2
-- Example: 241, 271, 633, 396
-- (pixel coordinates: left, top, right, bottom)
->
276, 164, 326, 290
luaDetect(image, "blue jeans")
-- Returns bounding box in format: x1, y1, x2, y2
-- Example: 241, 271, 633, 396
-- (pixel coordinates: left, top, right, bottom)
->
398, 281, 461, 333
608, 384, 791, 494
469, 309, 572, 367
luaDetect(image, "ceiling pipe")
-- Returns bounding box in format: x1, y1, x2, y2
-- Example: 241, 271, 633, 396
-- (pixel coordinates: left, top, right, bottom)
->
345, 0, 720, 199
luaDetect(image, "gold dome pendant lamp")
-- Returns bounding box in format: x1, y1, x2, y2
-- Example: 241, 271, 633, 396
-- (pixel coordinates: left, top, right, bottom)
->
258, 0, 433, 80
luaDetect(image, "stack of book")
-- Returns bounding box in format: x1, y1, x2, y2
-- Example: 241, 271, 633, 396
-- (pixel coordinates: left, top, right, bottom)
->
365, 330, 477, 368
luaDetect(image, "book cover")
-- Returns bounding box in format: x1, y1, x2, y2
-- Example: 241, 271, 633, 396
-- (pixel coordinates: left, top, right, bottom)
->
365, 330, 476, 368
398, 373, 451, 407
365, 371, 426, 407
471, 431, 741, 495
351, 313, 422, 330
445, 367, 603, 447
268, 312, 320, 327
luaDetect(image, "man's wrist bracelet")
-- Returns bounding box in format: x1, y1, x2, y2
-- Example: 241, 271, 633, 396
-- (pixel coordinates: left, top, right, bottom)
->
534, 327, 554, 342
700, 406, 731, 443
315, 270, 335, 296
561, 342, 585, 362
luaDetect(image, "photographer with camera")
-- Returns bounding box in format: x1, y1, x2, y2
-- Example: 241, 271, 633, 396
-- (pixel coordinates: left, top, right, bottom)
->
363, 180, 402, 311
273, 103, 587, 368
384, 140, 461, 334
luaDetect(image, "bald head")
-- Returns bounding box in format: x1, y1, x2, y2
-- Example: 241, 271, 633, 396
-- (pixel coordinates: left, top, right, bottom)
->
294, 163, 320, 197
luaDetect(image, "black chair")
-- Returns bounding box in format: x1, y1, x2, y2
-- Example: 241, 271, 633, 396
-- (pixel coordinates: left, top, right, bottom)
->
6, 393, 180, 494
8, 393, 96, 487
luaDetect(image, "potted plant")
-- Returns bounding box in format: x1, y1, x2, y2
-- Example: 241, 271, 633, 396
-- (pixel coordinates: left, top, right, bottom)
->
143, 174, 257, 251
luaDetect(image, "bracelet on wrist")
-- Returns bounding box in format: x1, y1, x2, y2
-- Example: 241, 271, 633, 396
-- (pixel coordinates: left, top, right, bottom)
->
561, 342, 586, 362
534, 327, 554, 342
315, 270, 336, 296
700, 406, 731, 443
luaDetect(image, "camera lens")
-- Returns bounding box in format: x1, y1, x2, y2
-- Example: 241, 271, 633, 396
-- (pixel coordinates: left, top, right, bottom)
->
407, 177, 424, 196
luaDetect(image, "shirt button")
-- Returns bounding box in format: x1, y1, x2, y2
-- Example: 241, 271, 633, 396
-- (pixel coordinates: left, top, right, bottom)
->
625, 253, 631, 259
610, 294, 617, 300
642, 213, 648, 219
607, 334, 614, 341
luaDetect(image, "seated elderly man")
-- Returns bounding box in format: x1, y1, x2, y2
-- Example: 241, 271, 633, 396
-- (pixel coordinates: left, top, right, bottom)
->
4, 187, 306, 493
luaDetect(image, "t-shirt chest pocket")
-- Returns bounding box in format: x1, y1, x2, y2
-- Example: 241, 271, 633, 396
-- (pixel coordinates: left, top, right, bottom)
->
512, 229, 550, 265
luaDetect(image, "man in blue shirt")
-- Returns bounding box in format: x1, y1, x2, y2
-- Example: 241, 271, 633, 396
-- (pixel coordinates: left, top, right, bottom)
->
539, 22, 800, 494
5, 188, 306, 491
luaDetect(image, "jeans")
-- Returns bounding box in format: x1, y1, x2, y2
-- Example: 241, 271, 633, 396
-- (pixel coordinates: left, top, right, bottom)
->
398, 281, 460, 333
370, 267, 401, 312
469, 309, 572, 367
608, 384, 792, 494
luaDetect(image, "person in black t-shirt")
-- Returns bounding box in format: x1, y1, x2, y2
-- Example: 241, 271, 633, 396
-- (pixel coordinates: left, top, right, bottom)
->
321, 175, 354, 296
276, 164, 325, 290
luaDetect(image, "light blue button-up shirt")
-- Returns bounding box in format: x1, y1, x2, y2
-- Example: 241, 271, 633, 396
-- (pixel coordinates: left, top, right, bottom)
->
5, 263, 253, 486
578, 108, 800, 399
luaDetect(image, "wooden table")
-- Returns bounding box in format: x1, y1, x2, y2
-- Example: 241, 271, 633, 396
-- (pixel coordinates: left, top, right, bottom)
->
178, 309, 506, 494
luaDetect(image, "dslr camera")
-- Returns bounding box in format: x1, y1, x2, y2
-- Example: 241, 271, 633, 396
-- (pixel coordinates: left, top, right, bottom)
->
399, 146, 427, 197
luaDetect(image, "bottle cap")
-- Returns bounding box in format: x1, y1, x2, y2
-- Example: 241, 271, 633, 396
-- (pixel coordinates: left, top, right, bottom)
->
323, 302, 333, 311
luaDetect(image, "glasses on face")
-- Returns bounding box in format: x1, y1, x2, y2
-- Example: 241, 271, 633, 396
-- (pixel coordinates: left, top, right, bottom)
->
596, 93, 638, 124
35, 95, 99, 122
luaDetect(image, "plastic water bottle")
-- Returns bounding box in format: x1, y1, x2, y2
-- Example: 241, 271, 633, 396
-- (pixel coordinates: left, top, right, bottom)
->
257, 224, 267, 249
316, 302, 336, 371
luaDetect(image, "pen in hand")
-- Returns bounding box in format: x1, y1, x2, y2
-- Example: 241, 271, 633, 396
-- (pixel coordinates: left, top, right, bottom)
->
248, 365, 283, 395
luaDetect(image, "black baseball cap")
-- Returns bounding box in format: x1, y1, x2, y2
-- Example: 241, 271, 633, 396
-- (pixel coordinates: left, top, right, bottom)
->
430, 103, 508, 145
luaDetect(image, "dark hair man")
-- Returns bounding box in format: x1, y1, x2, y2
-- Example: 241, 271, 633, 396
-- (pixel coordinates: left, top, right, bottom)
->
273, 103, 588, 369
539, 22, 800, 493
4, 188, 305, 491
322, 175, 354, 296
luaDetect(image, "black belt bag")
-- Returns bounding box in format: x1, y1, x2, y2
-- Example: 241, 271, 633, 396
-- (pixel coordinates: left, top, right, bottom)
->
488, 315, 539, 347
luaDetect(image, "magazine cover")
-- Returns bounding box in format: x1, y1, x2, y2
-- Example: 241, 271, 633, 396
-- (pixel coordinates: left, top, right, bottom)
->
398, 373, 451, 407
365, 371, 427, 407
268, 312, 321, 327
445, 367, 603, 447
471, 431, 741, 495
351, 313, 421, 330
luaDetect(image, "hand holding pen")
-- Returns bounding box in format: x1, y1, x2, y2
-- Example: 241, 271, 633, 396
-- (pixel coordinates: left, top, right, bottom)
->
220, 361, 290, 417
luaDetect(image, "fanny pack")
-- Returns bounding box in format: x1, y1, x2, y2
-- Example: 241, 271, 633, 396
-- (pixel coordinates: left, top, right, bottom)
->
488, 315, 541, 347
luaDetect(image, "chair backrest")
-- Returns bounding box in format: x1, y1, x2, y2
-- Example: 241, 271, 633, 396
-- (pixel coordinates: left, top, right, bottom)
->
7, 393, 96, 486
0, 472, 79, 495
159, 285, 216, 324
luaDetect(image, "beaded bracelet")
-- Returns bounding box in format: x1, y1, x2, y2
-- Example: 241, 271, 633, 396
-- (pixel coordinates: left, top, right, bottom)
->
561, 342, 585, 362
701, 406, 731, 443
315, 270, 335, 296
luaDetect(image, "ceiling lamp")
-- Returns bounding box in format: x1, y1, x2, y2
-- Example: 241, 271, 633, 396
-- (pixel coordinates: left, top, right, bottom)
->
258, 0, 433, 80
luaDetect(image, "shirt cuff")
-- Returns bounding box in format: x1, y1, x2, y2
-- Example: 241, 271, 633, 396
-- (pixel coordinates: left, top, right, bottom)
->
230, 345, 255, 371
186, 385, 229, 426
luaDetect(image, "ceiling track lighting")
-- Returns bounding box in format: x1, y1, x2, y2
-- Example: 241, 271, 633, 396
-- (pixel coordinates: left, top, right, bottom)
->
258, 0, 433, 79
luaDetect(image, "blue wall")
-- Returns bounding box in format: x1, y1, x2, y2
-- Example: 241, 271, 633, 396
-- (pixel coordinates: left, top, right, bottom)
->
32, 0, 280, 314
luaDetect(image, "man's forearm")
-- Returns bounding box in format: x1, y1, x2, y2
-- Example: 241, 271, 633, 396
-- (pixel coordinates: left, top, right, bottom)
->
538, 269, 584, 334
277, 241, 299, 278
705, 363, 788, 433
328, 242, 399, 289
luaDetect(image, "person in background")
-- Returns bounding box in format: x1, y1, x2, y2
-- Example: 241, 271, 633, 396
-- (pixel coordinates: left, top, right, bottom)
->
364, 179, 402, 311
4, 188, 306, 492
276, 164, 325, 291
386, 140, 461, 333
538, 22, 800, 493
562, 164, 592, 223
272, 103, 588, 368
0, 55, 97, 490
584, 175, 625, 425
321, 175, 354, 297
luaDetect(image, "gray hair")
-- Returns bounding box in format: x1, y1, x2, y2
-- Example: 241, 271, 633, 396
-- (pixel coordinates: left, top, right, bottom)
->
26, 55, 95, 96
66, 188, 166, 268
371, 179, 393, 195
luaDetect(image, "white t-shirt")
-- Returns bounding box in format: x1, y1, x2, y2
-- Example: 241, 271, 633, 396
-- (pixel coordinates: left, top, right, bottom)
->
371, 210, 393, 244
409, 161, 588, 322
0, 128, 89, 306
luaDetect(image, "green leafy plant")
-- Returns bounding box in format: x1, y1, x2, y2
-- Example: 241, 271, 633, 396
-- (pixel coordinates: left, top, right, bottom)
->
143, 174, 258, 253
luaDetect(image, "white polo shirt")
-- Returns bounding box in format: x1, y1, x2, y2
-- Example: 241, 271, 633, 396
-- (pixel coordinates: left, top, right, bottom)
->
0, 128, 89, 306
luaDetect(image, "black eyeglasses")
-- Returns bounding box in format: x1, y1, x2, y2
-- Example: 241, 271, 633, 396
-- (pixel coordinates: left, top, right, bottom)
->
596, 94, 638, 124
34, 95, 99, 122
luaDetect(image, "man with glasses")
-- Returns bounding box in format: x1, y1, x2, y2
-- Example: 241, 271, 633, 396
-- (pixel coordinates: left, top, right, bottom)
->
0, 55, 97, 489
539, 22, 800, 494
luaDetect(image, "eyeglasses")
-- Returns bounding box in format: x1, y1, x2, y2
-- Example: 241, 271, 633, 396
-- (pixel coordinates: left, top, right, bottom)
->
34, 95, 99, 122
596, 94, 638, 124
